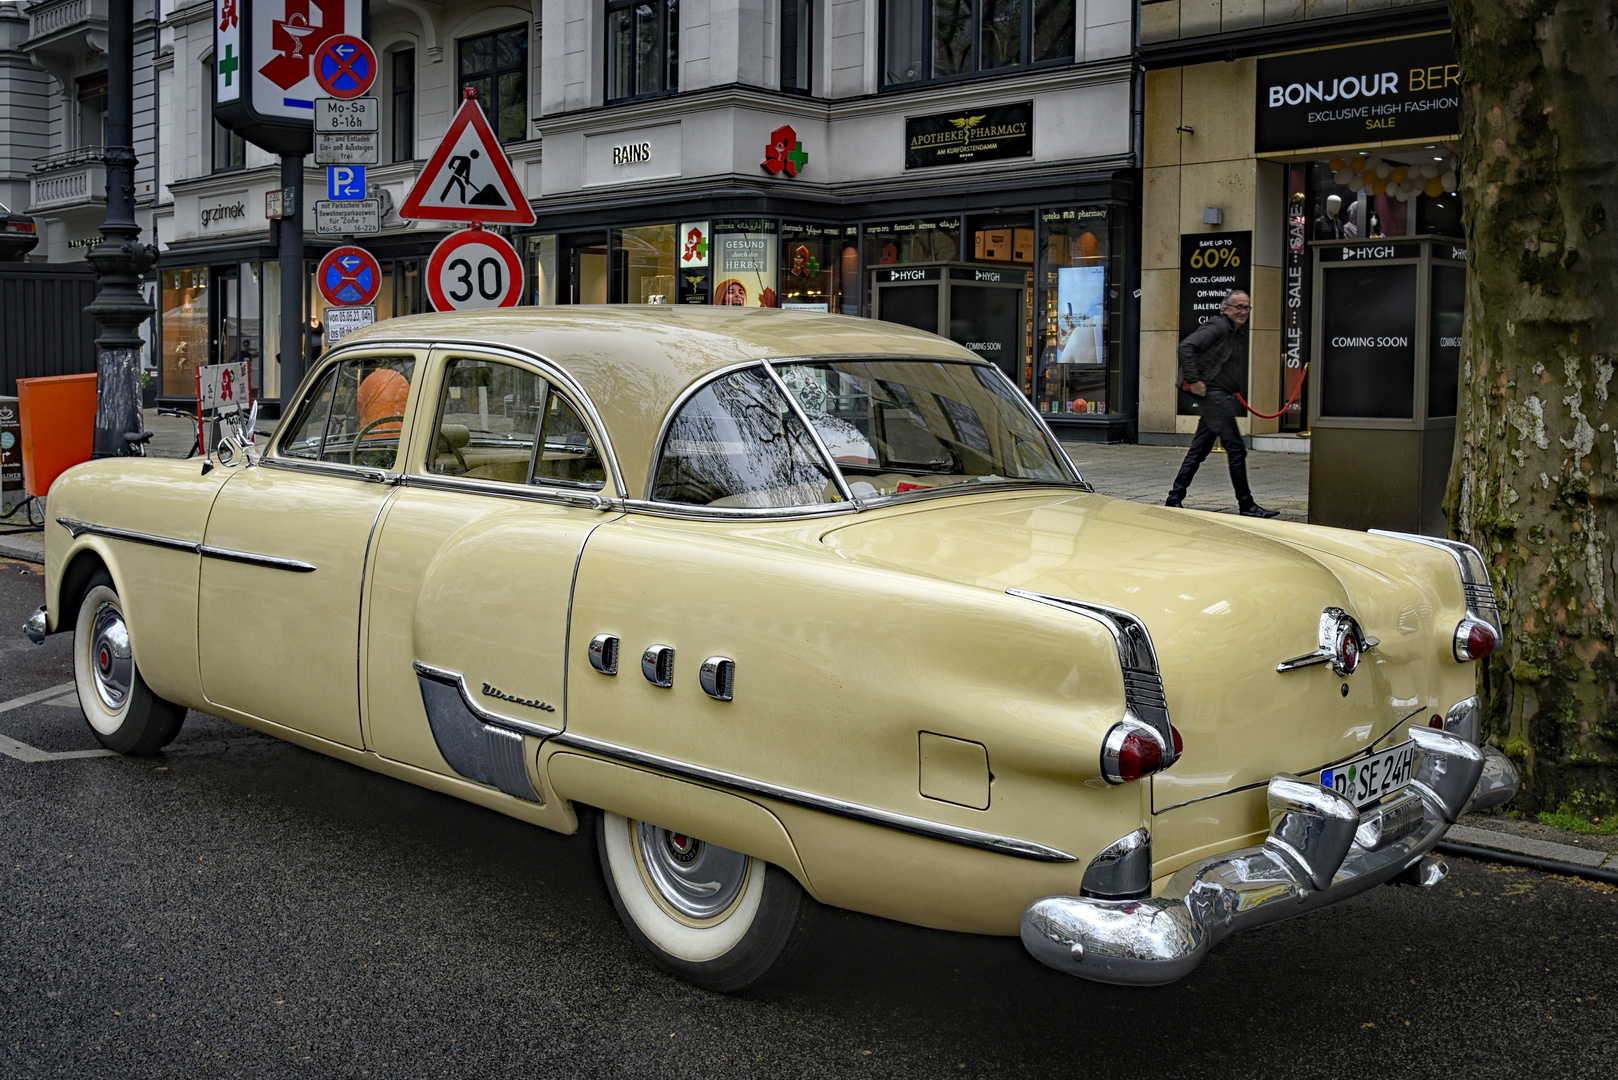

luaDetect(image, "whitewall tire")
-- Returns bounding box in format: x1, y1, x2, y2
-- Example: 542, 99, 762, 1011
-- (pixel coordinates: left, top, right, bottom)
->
596, 810, 818, 991
73, 572, 185, 756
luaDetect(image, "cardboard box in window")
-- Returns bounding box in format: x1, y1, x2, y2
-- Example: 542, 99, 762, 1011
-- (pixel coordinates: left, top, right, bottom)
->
1047, 234, 1070, 268
976, 229, 1012, 261
1013, 228, 1035, 264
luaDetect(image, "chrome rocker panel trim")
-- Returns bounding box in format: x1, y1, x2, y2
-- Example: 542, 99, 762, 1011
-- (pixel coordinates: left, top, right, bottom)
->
1021, 728, 1519, 986
56, 518, 317, 572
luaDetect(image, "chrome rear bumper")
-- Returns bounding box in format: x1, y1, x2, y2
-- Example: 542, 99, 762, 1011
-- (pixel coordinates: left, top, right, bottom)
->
1021, 727, 1519, 986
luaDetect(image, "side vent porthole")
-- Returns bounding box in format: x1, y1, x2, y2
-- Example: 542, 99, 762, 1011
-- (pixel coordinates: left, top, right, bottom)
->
589, 634, 620, 675
699, 657, 735, 701
642, 645, 675, 687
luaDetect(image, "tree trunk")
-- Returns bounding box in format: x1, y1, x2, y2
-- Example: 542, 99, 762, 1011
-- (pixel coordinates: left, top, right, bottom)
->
1448, 0, 1618, 817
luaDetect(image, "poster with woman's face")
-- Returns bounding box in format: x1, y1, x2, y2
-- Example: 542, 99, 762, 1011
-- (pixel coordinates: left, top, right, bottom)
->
1055, 266, 1106, 366
713, 232, 779, 307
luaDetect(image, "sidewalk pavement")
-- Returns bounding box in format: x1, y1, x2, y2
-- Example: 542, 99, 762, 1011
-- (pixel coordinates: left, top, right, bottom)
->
0, 420, 1611, 870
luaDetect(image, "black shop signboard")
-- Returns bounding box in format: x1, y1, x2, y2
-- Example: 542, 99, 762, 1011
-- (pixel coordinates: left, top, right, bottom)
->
905, 102, 1032, 169
1255, 33, 1460, 153
1178, 232, 1252, 415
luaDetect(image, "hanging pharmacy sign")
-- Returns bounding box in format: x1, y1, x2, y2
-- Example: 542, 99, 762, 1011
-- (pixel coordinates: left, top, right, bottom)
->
214, 0, 367, 154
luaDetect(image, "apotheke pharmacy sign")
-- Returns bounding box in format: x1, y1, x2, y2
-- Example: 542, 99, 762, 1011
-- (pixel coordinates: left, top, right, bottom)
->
1255, 33, 1459, 153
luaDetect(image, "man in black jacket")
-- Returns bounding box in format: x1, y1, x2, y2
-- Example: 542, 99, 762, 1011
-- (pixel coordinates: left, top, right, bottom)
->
1164, 290, 1279, 517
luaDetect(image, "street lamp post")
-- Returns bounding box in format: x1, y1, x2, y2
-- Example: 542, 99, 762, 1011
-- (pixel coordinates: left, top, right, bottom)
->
86, 0, 154, 458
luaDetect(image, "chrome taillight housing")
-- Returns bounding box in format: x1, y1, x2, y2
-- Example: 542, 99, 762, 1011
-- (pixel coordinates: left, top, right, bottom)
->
1369, 531, 1503, 664
1101, 717, 1186, 784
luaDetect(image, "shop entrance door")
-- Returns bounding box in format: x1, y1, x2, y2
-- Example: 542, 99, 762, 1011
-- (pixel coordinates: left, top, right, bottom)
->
555, 233, 608, 304
210, 266, 241, 367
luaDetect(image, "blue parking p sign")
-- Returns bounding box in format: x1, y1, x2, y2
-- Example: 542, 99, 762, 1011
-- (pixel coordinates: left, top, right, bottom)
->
328, 165, 367, 201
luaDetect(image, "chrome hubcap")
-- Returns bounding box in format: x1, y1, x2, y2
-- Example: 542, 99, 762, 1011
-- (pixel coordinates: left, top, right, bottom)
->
634, 821, 750, 921
89, 602, 132, 711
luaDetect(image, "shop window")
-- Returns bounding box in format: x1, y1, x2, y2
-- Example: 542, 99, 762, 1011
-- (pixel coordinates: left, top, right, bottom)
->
882, 0, 1073, 88
525, 235, 558, 304
607, 0, 679, 103
160, 268, 208, 397
781, 0, 812, 93
77, 73, 107, 148
779, 222, 840, 312
1034, 207, 1115, 417
208, 63, 245, 171
391, 48, 416, 162
460, 26, 528, 143
612, 223, 678, 303
859, 217, 960, 314
712, 220, 779, 307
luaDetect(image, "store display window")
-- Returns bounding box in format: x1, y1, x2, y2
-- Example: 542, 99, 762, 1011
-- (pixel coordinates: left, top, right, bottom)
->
859, 217, 959, 314
778, 222, 841, 312
712, 219, 779, 307
966, 212, 1036, 395
525, 235, 558, 305
613, 223, 678, 304
159, 268, 208, 397
1308, 147, 1459, 242
1034, 207, 1116, 417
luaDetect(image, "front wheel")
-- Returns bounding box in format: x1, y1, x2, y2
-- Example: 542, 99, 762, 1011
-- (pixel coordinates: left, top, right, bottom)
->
596, 810, 818, 991
73, 572, 185, 755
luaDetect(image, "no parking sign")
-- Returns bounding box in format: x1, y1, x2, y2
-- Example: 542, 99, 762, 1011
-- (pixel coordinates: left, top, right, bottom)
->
314, 35, 377, 99
317, 245, 382, 307
425, 229, 524, 311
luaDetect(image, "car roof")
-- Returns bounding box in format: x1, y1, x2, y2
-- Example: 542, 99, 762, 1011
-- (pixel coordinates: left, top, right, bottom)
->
336, 306, 977, 497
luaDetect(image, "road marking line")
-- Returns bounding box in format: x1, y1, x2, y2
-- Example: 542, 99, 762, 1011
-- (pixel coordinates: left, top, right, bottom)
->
0, 682, 78, 714
0, 682, 118, 762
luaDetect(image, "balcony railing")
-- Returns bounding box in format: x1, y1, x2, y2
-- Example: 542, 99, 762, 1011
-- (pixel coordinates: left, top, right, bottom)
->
29, 162, 106, 212
35, 145, 106, 173
25, 0, 107, 44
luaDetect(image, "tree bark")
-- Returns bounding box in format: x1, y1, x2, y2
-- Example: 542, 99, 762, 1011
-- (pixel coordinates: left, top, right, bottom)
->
1448, 0, 1618, 816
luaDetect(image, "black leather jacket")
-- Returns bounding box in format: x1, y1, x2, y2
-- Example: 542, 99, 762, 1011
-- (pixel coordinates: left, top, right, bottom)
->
1177, 314, 1247, 393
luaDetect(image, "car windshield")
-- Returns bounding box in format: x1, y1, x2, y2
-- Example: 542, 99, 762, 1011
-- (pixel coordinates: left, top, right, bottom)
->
773, 360, 1078, 499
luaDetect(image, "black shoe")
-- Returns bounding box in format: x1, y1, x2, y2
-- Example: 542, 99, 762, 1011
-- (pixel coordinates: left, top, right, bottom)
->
1164, 496, 1183, 508
1240, 503, 1280, 518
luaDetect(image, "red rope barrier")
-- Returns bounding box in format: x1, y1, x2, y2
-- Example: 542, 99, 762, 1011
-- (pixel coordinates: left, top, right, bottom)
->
1238, 363, 1310, 420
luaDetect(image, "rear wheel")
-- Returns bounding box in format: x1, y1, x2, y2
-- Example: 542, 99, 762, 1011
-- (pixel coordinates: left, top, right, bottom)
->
596, 810, 817, 991
73, 572, 185, 756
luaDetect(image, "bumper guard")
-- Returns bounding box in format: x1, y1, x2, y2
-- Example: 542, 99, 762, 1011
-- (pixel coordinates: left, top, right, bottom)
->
1021, 726, 1519, 985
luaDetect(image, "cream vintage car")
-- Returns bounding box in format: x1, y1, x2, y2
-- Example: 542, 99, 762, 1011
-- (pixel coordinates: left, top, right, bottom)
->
27, 308, 1517, 989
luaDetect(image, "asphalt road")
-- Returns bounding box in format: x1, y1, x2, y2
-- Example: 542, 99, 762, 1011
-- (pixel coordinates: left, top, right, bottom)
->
1, 559, 1614, 1079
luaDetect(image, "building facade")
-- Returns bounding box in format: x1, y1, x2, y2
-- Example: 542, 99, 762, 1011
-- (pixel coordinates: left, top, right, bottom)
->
157, 0, 1145, 434
1134, 0, 1461, 452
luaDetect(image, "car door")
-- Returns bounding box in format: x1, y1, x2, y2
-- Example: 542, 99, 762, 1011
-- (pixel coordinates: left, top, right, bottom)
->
196, 349, 426, 749
362, 348, 621, 789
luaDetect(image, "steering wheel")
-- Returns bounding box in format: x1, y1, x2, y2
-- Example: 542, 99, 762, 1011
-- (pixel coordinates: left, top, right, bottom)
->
435, 429, 471, 475
350, 415, 404, 466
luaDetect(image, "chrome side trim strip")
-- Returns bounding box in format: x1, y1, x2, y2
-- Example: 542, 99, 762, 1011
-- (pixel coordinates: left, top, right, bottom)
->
197, 545, 318, 573
546, 728, 1076, 863
412, 661, 563, 739
414, 662, 541, 802
617, 497, 858, 521
56, 517, 200, 553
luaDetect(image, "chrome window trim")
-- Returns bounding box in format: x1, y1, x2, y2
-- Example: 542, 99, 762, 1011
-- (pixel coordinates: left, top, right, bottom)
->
412, 660, 563, 739
260, 455, 397, 485
759, 359, 860, 507
403, 472, 617, 512
57, 518, 319, 572
1007, 589, 1175, 764
546, 728, 1076, 863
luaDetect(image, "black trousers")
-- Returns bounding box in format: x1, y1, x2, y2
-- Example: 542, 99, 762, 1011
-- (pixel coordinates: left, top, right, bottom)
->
1168, 389, 1253, 506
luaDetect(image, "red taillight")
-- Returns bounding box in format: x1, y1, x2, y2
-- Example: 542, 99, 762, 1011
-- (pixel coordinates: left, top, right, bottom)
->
1116, 729, 1162, 781
1454, 618, 1500, 662
1429, 714, 1444, 728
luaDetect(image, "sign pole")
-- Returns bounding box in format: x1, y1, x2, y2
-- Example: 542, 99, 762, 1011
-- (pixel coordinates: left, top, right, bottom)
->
279, 152, 304, 408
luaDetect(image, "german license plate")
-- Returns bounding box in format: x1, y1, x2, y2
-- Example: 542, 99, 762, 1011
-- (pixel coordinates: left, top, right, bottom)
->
1320, 740, 1415, 809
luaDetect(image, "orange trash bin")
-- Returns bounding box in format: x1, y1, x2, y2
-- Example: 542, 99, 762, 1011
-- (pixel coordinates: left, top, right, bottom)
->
17, 372, 98, 498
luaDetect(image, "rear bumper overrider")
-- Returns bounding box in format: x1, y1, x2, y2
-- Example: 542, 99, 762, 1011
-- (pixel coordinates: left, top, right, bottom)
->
1021, 726, 1519, 985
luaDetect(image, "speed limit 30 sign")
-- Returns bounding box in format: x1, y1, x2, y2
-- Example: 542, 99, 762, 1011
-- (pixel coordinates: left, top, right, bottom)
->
426, 228, 524, 311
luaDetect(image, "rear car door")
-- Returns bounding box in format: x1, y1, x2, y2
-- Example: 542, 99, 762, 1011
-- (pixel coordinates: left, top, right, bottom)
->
362, 348, 620, 789
196, 349, 425, 749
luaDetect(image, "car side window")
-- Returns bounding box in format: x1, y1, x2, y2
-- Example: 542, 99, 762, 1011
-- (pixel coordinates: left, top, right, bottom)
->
278, 356, 416, 469
652, 367, 841, 508
430, 358, 546, 483
533, 392, 607, 490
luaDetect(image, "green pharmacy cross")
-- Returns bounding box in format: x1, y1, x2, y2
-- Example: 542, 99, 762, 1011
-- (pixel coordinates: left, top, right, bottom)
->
218, 45, 239, 87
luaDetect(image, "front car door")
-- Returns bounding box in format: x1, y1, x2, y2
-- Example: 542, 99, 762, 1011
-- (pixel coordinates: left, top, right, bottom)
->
196, 349, 425, 748
362, 347, 621, 795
